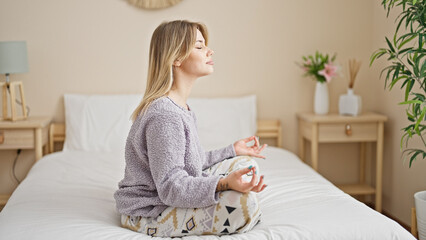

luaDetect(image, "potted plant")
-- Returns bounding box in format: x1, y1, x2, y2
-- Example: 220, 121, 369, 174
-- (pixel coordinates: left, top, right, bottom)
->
370, 0, 425, 238
299, 52, 338, 115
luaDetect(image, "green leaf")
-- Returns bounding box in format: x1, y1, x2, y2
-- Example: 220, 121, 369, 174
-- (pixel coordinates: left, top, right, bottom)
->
386, 37, 396, 53
401, 78, 409, 89
413, 61, 420, 76
393, 31, 398, 47
390, 75, 407, 90
399, 100, 423, 105
421, 59, 426, 75
409, 151, 421, 167
398, 34, 417, 49
398, 47, 412, 55
407, 109, 415, 119
404, 80, 414, 101
370, 50, 387, 66
413, 101, 416, 116
385, 67, 396, 88
401, 132, 409, 150
408, 56, 414, 66
415, 103, 420, 115
380, 65, 393, 79
387, 53, 396, 61
413, 93, 425, 101
396, 13, 408, 37
394, 64, 400, 78
408, 79, 415, 93
414, 106, 426, 131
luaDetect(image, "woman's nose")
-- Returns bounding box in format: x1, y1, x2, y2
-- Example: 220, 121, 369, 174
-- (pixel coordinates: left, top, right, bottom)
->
207, 48, 214, 56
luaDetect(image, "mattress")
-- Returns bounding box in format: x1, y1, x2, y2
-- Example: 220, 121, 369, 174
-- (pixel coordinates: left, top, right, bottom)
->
0, 147, 415, 239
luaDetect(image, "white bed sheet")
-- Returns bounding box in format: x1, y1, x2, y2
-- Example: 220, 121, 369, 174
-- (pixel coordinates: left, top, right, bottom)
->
0, 147, 414, 240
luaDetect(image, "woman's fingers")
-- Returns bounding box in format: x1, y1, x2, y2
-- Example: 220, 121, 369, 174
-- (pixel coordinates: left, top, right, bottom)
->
250, 153, 266, 159
254, 136, 260, 148
230, 166, 267, 193
236, 165, 254, 177
258, 143, 267, 152
242, 136, 256, 143
251, 143, 266, 152
249, 167, 257, 186
252, 175, 265, 192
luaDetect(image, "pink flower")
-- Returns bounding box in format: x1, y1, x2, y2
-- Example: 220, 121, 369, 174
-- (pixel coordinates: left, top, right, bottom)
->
318, 62, 337, 83
300, 60, 311, 72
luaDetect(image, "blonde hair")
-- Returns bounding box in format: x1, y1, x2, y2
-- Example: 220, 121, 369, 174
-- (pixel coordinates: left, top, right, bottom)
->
131, 20, 209, 121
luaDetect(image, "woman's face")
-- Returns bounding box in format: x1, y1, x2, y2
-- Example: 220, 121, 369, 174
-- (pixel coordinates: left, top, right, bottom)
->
177, 29, 214, 78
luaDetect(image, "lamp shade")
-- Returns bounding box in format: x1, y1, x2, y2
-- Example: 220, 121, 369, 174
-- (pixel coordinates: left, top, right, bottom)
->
0, 41, 29, 74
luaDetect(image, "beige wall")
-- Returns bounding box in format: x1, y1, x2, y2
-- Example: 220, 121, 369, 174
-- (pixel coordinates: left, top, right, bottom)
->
0, 0, 424, 226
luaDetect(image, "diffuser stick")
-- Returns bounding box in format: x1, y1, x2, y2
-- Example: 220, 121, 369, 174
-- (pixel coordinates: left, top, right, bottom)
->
348, 59, 361, 89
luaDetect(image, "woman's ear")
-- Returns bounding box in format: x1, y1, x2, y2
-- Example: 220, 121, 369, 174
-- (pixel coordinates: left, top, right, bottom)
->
173, 60, 181, 67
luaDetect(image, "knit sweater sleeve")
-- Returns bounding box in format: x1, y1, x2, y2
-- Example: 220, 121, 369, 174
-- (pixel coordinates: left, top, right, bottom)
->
203, 144, 236, 170
145, 113, 221, 208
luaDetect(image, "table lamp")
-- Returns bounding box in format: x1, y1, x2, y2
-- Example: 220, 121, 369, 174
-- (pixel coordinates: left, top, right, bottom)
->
0, 41, 29, 121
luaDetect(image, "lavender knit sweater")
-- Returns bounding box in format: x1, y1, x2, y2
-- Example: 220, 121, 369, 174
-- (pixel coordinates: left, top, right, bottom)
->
114, 96, 236, 218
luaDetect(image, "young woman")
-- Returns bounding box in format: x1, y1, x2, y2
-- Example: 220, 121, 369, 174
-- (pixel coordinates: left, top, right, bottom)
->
114, 20, 267, 237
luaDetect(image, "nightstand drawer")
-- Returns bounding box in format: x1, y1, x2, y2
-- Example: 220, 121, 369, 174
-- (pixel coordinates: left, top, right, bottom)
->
318, 123, 378, 142
0, 129, 34, 149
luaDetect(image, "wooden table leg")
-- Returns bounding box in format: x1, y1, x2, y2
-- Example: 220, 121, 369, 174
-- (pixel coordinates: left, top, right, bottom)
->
375, 122, 384, 212
298, 120, 305, 161
9, 83, 16, 121
2, 84, 7, 119
311, 123, 319, 171
360, 142, 366, 184
43, 144, 49, 155
359, 142, 366, 202
34, 128, 42, 162
412, 207, 418, 238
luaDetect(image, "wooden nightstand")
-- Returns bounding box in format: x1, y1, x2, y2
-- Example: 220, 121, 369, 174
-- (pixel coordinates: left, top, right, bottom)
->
297, 112, 387, 212
0, 116, 51, 206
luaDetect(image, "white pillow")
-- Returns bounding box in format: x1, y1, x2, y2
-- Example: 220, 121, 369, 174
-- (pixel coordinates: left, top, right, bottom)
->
63, 94, 141, 154
187, 95, 257, 150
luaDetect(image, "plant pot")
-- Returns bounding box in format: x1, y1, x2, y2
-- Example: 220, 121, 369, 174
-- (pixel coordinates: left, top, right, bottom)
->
415, 190, 426, 240
314, 81, 329, 115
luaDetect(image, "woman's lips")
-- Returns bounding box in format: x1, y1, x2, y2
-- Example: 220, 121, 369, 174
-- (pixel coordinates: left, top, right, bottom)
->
206, 61, 214, 65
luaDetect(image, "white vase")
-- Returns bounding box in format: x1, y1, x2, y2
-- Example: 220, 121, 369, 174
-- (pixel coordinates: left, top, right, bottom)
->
415, 191, 426, 240
339, 88, 362, 116
314, 81, 329, 115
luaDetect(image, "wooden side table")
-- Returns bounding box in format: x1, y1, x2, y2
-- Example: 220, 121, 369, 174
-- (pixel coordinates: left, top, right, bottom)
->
0, 116, 51, 206
297, 112, 387, 212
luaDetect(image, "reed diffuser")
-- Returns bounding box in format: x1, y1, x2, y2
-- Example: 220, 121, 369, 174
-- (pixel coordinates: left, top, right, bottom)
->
339, 59, 362, 116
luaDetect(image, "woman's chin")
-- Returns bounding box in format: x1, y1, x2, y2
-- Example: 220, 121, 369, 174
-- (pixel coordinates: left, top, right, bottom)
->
200, 69, 214, 77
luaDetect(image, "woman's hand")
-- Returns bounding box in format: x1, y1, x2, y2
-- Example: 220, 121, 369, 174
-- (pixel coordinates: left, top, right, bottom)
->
233, 136, 267, 159
216, 166, 266, 193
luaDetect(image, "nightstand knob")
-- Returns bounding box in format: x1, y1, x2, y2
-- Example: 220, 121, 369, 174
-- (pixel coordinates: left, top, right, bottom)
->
345, 124, 352, 136
0, 131, 4, 144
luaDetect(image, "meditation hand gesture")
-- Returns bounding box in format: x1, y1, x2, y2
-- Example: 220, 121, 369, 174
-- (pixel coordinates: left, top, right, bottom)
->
233, 136, 267, 159
217, 166, 266, 193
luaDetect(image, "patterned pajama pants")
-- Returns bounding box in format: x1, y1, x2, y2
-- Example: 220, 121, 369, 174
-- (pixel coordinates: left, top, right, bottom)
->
121, 156, 262, 237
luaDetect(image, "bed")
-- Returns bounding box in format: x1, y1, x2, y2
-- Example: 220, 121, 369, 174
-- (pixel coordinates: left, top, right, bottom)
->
0, 94, 415, 240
